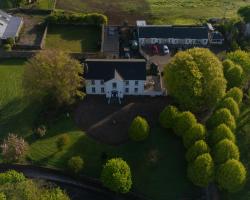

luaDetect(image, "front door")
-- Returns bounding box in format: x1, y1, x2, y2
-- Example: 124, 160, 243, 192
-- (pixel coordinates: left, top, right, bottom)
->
111, 90, 118, 98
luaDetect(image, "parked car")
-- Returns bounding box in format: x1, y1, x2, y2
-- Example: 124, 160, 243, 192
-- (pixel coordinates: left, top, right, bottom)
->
163, 45, 170, 54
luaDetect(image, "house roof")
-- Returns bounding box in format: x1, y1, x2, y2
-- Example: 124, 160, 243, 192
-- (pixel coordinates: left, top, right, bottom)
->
84, 59, 146, 81
0, 10, 23, 39
211, 31, 224, 40
138, 26, 208, 39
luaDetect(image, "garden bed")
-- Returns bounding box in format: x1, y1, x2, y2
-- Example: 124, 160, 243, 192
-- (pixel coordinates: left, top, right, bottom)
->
45, 25, 101, 52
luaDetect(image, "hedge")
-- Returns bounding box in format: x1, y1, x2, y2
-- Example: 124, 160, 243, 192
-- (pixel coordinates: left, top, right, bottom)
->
46, 11, 108, 25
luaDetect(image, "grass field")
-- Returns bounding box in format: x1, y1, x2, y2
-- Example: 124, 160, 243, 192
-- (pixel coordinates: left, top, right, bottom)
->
0, 59, 196, 199
56, 0, 250, 24
46, 25, 101, 52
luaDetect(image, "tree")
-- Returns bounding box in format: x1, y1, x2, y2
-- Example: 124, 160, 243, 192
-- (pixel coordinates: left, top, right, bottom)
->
0, 193, 6, 200
216, 159, 246, 192
1, 134, 29, 163
207, 108, 236, 131
129, 116, 150, 141
223, 59, 243, 88
217, 97, 240, 119
23, 50, 84, 105
187, 153, 214, 187
67, 156, 84, 174
101, 158, 132, 193
159, 105, 179, 129
185, 140, 210, 162
210, 124, 236, 145
182, 123, 206, 148
0, 170, 26, 185
173, 111, 197, 137
212, 139, 240, 164
238, 6, 250, 23
225, 87, 243, 104
57, 134, 70, 151
164, 48, 226, 112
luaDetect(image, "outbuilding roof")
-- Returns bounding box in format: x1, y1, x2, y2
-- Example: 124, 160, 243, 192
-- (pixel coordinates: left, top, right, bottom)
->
138, 26, 209, 39
2, 16, 23, 39
84, 59, 146, 81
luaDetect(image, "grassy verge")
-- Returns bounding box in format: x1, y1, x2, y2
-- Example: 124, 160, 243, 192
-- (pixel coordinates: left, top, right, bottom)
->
46, 25, 101, 52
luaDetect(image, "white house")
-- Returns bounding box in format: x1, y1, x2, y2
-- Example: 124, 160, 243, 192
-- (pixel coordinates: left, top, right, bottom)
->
137, 21, 224, 46
209, 31, 224, 45
0, 10, 23, 44
84, 59, 147, 100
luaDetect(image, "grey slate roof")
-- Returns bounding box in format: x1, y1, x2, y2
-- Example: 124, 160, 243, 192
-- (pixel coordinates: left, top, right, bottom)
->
138, 26, 208, 39
211, 31, 224, 40
2, 16, 22, 39
84, 59, 146, 81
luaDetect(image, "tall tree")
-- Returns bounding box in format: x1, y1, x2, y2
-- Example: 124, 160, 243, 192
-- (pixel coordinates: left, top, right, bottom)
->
23, 50, 84, 105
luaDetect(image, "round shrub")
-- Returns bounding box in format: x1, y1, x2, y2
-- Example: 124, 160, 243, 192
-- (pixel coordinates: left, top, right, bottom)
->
185, 140, 210, 162
212, 139, 240, 164
164, 48, 226, 112
0, 170, 26, 184
217, 97, 240, 118
6, 37, 15, 47
129, 116, 150, 141
173, 111, 197, 136
68, 156, 84, 174
159, 105, 179, 129
187, 153, 214, 187
3, 44, 11, 52
207, 108, 236, 131
216, 159, 246, 192
225, 87, 243, 104
101, 158, 132, 193
35, 125, 47, 138
223, 59, 243, 88
57, 134, 70, 150
182, 123, 206, 148
210, 124, 236, 145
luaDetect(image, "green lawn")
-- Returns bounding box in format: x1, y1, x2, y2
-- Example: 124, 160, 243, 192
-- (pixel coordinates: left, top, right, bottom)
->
46, 25, 101, 53
56, 0, 250, 24
0, 59, 196, 199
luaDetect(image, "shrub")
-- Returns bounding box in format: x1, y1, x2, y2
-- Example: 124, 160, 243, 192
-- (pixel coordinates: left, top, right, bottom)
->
46, 11, 108, 25
3, 44, 11, 52
223, 59, 243, 88
210, 124, 236, 145
185, 140, 210, 162
182, 123, 206, 148
187, 153, 214, 187
6, 37, 15, 47
35, 125, 47, 138
207, 108, 236, 131
212, 139, 240, 164
0, 170, 26, 184
173, 111, 197, 136
129, 116, 150, 141
159, 105, 179, 129
67, 156, 84, 174
217, 97, 240, 119
101, 158, 132, 193
164, 48, 226, 112
216, 159, 246, 192
57, 134, 70, 150
0, 134, 29, 163
225, 87, 243, 104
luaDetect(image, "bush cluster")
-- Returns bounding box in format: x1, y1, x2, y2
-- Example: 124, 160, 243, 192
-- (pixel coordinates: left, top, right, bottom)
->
46, 11, 108, 25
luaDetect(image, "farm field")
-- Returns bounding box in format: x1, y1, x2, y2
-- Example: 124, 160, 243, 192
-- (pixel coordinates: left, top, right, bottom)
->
46, 25, 101, 52
56, 0, 250, 24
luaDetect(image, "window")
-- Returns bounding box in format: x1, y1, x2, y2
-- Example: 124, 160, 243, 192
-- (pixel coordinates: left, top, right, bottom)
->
91, 80, 95, 85
135, 81, 138, 86
101, 87, 105, 93
125, 81, 129, 86
125, 88, 129, 93
92, 87, 96, 93
134, 88, 138, 93
112, 82, 117, 89
100, 80, 104, 85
